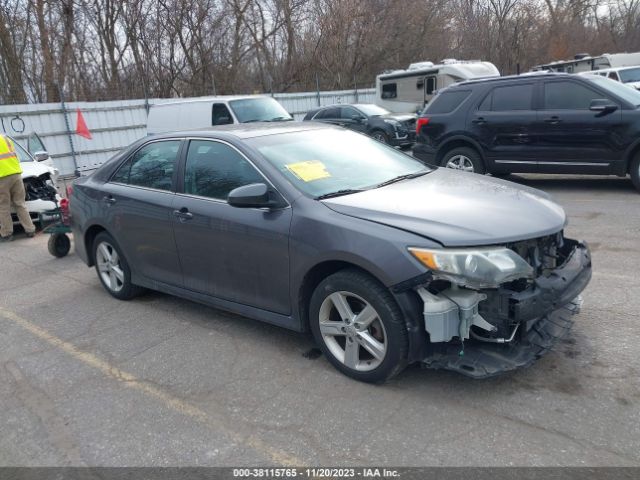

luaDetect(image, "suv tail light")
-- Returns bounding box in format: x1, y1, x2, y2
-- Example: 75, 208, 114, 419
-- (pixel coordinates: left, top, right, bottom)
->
416, 117, 430, 134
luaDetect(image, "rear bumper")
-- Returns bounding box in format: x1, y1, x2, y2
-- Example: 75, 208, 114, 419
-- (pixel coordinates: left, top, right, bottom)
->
412, 143, 437, 165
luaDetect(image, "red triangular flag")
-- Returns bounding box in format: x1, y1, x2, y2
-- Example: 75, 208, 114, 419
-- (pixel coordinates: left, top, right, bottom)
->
76, 109, 92, 139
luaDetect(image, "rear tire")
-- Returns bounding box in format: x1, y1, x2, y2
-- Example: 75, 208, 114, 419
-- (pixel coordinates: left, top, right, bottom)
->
441, 147, 485, 174
630, 153, 640, 192
309, 269, 408, 383
93, 231, 144, 300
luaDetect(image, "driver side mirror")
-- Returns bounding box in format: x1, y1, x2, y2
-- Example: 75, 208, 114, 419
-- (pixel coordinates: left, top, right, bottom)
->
33, 151, 50, 162
227, 183, 284, 209
589, 99, 618, 115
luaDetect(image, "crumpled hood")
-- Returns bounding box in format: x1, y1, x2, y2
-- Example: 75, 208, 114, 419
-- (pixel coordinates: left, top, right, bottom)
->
322, 168, 566, 247
20, 161, 54, 179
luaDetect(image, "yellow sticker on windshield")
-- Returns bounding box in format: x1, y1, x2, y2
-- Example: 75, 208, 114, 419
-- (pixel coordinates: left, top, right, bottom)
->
285, 160, 331, 182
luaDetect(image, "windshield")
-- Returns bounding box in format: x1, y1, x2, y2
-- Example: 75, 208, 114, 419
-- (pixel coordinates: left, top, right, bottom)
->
248, 129, 429, 198
228, 97, 293, 123
355, 104, 391, 116
585, 75, 640, 107
12, 139, 35, 163
619, 67, 640, 84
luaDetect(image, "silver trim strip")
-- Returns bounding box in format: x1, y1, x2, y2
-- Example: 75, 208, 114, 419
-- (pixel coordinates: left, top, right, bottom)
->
538, 161, 609, 166
494, 160, 609, 166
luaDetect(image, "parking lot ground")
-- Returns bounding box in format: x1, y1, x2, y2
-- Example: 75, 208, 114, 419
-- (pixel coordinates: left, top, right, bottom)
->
1, 174, 639, 467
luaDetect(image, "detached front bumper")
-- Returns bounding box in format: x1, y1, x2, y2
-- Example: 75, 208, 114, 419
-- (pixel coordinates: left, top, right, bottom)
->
419, 240, 592, 378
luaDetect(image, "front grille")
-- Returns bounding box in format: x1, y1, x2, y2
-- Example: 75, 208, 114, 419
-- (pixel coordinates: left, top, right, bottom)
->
506, 231, 565, 276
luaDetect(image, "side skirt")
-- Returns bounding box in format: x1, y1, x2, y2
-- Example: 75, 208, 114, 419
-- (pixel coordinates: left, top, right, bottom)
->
132, 276, 303, 332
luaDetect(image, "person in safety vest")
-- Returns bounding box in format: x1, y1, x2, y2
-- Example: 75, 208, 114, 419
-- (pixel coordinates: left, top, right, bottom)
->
0, 134, 36, 241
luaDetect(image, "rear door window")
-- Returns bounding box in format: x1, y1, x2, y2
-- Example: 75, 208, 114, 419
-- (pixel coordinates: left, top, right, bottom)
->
543, 81, 604, 110
490, 84, 534, 111
315, 107, 340, 120
112, 140, 181, 191
425, 90, 471, 114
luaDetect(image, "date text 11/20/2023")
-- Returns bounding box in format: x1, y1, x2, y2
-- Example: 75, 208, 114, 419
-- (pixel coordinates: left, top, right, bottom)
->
232, 468, 400, 478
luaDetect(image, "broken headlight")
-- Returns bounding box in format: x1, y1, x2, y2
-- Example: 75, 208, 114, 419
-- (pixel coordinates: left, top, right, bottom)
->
408, 246, 534, 288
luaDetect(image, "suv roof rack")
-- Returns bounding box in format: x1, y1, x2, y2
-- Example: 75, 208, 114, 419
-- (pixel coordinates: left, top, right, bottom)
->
455, 72, 569, 87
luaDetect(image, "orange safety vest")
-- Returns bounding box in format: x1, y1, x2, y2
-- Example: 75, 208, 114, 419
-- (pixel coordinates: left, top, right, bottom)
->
0, 135, 22, 178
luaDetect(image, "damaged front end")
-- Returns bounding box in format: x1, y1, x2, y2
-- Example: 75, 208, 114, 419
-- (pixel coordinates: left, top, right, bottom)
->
13, 173, 59, 222
24, 173, 58, 202
405, 232, 591, 378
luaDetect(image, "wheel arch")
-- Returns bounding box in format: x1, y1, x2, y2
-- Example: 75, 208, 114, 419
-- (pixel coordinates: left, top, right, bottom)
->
83, 224, 108, 266
624, 139, 640, 174
297, 260, 390, 333
436, 136, 485, 166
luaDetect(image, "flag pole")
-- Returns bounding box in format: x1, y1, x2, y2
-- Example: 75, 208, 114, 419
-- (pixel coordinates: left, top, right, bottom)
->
57, 83, 79, 177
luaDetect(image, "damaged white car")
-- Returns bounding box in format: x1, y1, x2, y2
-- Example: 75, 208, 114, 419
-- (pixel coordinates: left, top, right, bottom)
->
10, 137, 61, 225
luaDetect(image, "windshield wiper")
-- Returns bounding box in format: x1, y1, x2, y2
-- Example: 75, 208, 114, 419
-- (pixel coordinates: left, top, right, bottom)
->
374, 169, 430, 188
316, 189, 367, 200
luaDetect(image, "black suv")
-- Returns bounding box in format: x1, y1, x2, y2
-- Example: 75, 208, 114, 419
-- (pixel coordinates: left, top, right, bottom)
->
303, 103, 416, 147
413, 73, 640, 191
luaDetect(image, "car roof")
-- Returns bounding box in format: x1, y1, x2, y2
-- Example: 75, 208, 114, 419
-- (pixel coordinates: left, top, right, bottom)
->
147, 121, 334, 140
152, 95, 273, 107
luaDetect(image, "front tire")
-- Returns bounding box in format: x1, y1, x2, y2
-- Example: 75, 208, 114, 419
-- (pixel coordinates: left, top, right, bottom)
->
441, 146, 485, 174
371, 130, 389, 144
630, 153, 640, 192
309, 269, 408, 383
93, 232, 144, 300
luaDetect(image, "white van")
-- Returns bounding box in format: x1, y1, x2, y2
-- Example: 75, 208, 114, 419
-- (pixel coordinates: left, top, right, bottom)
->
580, 66, 640, 90
147, 95, 293, 135
375, 59, 499, 113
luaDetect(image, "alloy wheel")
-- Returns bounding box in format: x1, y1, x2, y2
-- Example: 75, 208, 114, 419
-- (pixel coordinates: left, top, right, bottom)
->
445, 154, 475, 172
96, 241, 125, 292
318, 291, 387, 371
372, 132, 387, 144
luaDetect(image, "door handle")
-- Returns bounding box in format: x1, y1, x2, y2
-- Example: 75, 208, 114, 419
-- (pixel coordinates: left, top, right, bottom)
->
102, 195, 116, 205
544, 116, 561, 124
472, 117, 486, 125
173, 207, 193, 221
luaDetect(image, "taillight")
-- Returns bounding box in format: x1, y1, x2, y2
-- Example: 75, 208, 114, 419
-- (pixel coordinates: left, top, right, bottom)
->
416, 117, 430, 134
60, 198, 70, 225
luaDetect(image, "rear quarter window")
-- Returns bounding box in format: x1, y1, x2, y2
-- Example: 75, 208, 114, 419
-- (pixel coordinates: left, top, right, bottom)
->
424, 90, 472, 114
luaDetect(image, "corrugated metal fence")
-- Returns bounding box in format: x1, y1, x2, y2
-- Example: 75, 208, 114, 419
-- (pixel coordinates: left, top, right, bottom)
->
0, 88, 375, 177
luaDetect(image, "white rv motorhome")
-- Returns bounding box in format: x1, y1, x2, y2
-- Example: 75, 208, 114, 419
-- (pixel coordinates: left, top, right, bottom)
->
532, 52, 640, 74
375, 59, 500, 113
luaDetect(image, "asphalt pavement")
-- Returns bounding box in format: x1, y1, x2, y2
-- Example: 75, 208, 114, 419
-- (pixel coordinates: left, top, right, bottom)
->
0, 174, 639, 466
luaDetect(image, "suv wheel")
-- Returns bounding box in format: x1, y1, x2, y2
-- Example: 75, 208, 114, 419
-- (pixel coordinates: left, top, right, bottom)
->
441, 147, 485, 174
309, 269, 408, 383
630, 153, 640, 192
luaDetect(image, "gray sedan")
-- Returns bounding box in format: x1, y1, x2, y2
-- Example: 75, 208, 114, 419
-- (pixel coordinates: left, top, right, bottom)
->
70, 123, 591, 382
